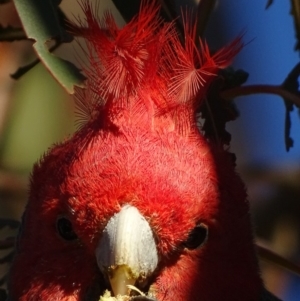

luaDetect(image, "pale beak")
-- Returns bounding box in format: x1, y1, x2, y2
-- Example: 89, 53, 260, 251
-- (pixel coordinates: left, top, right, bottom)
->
95, 205, 158, 296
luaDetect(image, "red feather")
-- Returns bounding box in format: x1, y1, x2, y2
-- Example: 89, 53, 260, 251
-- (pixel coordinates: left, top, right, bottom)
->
71, 0, 243, 136
9, 3, 267, 301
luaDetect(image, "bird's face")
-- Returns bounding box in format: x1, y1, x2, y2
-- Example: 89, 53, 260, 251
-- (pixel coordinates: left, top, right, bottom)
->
7, 1, 262, 299
9, 126, 261, 301
9, 125, 212, 300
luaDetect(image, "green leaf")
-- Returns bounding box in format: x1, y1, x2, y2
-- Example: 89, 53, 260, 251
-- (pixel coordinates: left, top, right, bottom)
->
32, 41, 85, 93
111, 0, 179, 27
111, 0, 140, 23
12, 0, 85, 93
201, 68, 248, 146
282, 63, 300, 151
291, 0, 300, 51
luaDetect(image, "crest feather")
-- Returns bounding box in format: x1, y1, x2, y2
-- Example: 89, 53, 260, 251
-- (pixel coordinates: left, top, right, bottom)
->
73, 1, 243, 135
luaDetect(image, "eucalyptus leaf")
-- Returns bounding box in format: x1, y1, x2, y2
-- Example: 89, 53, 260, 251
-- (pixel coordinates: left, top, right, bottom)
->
282, 62, 300, 151
291, 0, 300, 51
13, 0, 85, 93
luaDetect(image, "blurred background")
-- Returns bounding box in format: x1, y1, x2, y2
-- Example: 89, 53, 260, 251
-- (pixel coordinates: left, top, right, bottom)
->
0, 0, 299, 300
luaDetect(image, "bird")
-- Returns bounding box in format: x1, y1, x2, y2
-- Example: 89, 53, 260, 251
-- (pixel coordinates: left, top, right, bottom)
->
8, 1, 282, 300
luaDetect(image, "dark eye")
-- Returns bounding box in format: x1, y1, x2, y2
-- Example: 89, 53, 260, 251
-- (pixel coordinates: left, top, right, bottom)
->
57, 217, 78, 241
183, 224, 208, 250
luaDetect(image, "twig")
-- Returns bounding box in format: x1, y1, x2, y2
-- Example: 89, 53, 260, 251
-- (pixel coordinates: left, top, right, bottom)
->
220, 84, 300, 107
256, 243, 300, 276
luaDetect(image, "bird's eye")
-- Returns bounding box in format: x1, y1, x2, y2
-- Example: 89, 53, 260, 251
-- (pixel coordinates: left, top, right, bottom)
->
183, 224, 208, 250
57, 217, 78, 241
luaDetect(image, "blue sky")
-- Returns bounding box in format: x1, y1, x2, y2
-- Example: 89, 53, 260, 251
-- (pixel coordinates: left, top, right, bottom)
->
205, 0, 300, 167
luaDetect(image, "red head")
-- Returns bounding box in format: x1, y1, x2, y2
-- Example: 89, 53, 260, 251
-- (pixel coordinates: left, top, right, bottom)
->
9, 2, 263, 301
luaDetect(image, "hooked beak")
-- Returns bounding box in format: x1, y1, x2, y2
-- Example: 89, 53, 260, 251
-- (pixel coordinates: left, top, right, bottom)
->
95, 205, 158, 296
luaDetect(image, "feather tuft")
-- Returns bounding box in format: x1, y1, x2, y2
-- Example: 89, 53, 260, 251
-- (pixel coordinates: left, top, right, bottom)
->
72, 1, 243, 135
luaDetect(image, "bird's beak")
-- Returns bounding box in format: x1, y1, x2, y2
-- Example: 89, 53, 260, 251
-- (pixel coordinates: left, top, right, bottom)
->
95, 205, 158, 296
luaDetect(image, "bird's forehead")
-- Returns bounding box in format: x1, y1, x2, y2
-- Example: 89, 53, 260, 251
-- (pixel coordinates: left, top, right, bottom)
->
64, 128, 216, 200
61, 129, 218, 225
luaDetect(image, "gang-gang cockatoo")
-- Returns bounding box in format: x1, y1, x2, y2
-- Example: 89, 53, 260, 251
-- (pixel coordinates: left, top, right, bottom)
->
8, 1, 282, 301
